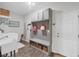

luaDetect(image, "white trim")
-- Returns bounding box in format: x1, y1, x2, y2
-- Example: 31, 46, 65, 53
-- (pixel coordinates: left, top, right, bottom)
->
0, 15, 10, 18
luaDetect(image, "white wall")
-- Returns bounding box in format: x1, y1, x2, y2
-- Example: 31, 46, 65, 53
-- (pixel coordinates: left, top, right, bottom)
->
52, 10, 79, 57
25, 14, 32, 42
61, 11, 79, 57
25, 8, 79, 57
0, 12, 24, 41
25, 9, 64, 54
52, 10, 63, 55
25, 9, 43, 42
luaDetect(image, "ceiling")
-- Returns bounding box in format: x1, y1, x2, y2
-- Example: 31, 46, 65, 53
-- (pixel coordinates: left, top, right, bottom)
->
0, 2, 79, 16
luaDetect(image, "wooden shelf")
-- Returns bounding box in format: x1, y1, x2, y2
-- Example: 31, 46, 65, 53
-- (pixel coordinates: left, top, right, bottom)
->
0, 8, 10, 16
30, 39, 49, 46
30, 45, 48, 54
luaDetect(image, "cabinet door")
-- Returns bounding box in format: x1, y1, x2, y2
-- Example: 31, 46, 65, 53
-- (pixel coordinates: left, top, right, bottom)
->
38, 10, 43, 21
35, 12, 38, 21
32, 12, 38, 22
43, 9, 49, 20
31, 13, 34, 22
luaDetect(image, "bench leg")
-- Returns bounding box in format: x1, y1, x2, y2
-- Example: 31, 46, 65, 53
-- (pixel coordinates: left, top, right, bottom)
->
10, 51, 12, 57
0, 47, 2, 57
14, 50, 16, 57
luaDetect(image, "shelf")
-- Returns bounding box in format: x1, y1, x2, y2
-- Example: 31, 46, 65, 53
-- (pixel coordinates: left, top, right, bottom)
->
30, 38, 49, 46
0, 8, 10, 16
30, 45, 48, 54
0, 15, 10, 18
30, 40, 49, 53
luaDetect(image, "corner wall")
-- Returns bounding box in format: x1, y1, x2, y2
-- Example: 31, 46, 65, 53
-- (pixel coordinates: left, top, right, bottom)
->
25, 9, 79, 57
52, 10, 79, 57
52, 10, 63, 55
61, 11, 78, 57
0, 12, 24, 41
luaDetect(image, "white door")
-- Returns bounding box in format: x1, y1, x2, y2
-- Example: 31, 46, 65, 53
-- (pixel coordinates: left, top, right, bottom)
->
26, 24, 31, 42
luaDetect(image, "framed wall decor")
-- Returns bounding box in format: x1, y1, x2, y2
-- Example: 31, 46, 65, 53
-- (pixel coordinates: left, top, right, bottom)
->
8, 20, 20, 27
0, 19, 2, 24
3, 18, 9, 25
0, 18, 9, 25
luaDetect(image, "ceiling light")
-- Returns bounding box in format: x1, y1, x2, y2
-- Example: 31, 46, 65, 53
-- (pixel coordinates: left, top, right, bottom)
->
27, 2, 35, 6
28, 2, 32, 5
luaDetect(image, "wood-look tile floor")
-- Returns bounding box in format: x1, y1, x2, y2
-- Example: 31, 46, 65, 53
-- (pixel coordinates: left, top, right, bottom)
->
16, 41, 48, 57
16, 40, 64, 57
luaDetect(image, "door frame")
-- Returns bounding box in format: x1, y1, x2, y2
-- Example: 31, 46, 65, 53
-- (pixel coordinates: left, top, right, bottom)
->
48, 8, 53, 56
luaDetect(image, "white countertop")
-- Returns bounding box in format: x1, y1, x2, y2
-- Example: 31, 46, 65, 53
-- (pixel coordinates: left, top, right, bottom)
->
0, 33, 25, 55
0, 38, 14, 46
1, 41, 25, 55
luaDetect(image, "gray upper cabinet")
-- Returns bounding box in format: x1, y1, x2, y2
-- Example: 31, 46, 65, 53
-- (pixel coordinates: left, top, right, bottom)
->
37, 10, 43, 21
31, 8, 50, 22
31, 12, 38, 22
43, 9, 49, 20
